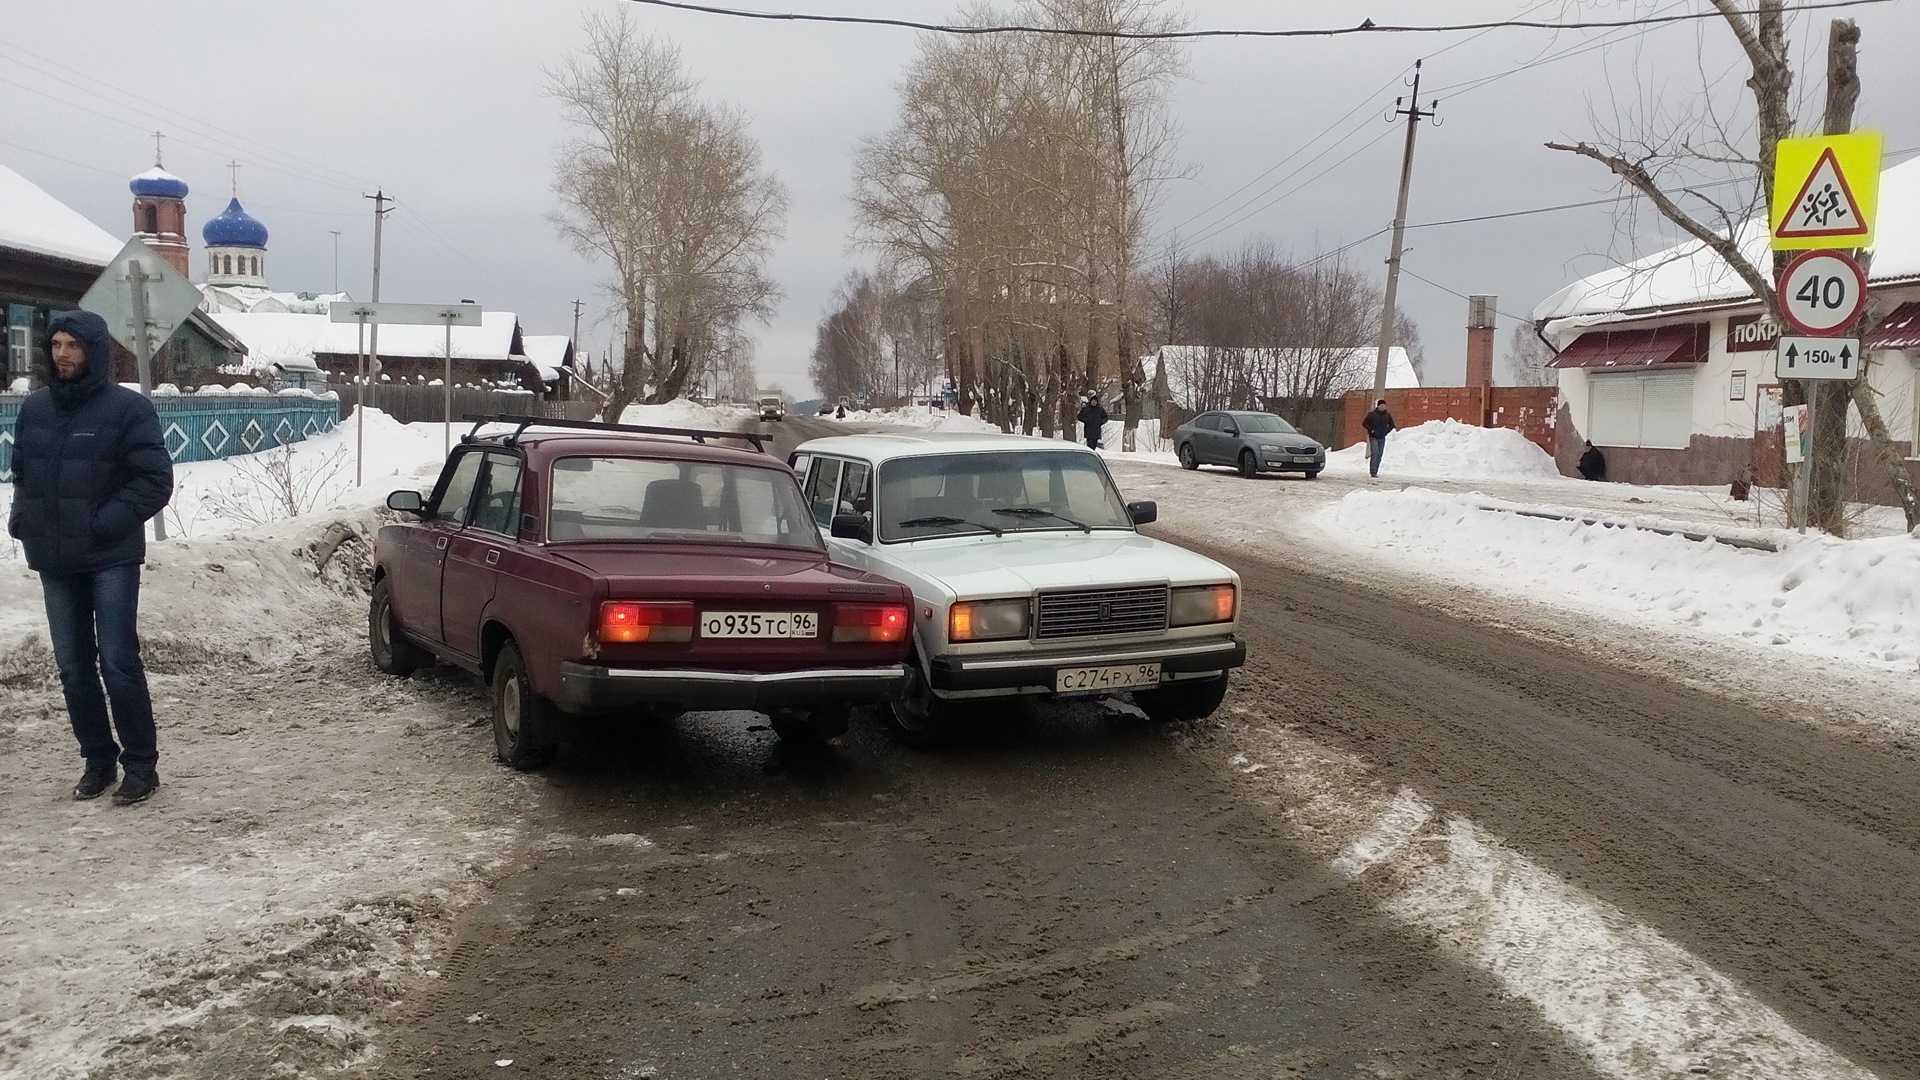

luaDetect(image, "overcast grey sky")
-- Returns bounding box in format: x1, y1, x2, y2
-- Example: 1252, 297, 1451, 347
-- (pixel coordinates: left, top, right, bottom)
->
7, 0, 1917, 394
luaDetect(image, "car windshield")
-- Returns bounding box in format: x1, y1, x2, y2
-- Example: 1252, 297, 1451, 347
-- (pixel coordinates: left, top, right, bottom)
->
1234, 414, 1297, 434
548, 456, 824, 551
877, 451, 1134, 542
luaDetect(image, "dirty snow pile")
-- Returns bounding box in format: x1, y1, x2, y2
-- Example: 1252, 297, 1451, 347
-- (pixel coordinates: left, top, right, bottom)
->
1320, 487, 1920, 673
619, 399, 752, 430
1326, 419, 1560, 480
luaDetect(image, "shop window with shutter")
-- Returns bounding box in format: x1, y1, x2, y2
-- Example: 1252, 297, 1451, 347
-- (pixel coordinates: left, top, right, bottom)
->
1588, 370, 1694, 449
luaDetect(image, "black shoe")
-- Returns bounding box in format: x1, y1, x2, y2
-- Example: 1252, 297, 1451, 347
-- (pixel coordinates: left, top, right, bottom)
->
73, 762, 118, 801
112, 769, 159, 806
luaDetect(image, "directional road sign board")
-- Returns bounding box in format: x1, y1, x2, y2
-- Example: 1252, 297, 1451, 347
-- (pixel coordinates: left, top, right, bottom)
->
79, 237, 206, 359
1772, 132, 1880, 251
1777, 336, 1859, 381
328, 300, 482, 326
1777, 249, 1867, 336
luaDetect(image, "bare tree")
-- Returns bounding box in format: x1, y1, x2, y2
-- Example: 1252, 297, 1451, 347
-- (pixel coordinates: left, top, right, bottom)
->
1548, 4, 1914, 532
547, 11, 787, 418
1504, 322, 1558, 387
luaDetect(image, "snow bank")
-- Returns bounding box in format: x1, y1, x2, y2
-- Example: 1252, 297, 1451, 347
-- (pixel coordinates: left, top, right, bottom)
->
1321, 487, 1920, 673
618, 400, 751, 431
1327, 419, 1559, 480
827, 405, 1003, 434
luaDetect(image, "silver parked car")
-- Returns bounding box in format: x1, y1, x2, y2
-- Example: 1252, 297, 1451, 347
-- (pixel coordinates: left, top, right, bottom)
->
1173, 410, 1326, 478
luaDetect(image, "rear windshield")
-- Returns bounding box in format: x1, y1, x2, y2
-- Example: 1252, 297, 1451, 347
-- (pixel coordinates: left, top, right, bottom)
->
548, 456, 824, 551
877, 450, 1133, 542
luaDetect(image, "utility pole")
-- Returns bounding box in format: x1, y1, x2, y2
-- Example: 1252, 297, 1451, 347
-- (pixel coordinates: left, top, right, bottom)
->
1371, 60, 1439, 400
364, 190, 392, 425
329, 230, 342, 294
571, 298, 583, 346
125, 259, 166, 541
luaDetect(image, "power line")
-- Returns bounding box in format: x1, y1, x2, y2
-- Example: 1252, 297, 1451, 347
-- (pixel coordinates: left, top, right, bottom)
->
622, 0, 1893, 39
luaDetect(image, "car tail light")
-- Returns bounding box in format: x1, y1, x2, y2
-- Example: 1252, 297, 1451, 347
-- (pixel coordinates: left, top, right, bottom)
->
598, 601, 695, 643
833, 603, 910, 644
1169, 583, 1236, 627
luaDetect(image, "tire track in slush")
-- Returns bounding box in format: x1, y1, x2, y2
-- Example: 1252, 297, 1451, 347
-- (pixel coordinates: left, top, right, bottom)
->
1159, 528, 1920, 1080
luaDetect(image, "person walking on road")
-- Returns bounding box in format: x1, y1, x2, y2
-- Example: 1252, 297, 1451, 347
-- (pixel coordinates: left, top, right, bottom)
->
1361, 398, 1396, 478
6, 311, 174, 805
1077, 394, 1108, 451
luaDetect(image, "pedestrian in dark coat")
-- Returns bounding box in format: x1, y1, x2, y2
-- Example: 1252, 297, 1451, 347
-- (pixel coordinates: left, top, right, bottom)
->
1360, 399, 1396, 478
7, 310, 174, 804
1577, 441, 1608, 481
1077, 395, 1108, 450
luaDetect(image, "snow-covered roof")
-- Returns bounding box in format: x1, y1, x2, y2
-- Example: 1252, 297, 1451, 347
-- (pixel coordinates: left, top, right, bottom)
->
0, 163, 123, 266
314, 309, 520, 361
207, 312, 328, 371
521, 335, 572, 370
1533, 153, 1920, 344
1153, 344, 1420, 398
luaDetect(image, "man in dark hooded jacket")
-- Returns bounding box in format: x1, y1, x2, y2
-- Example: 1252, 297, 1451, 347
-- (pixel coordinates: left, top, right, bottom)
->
1076, 394, 1108, 450
7, 311, 174, 804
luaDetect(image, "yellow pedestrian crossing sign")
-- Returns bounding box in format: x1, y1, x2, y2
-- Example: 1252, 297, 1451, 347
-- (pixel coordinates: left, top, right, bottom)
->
1771, 132, 1880, 250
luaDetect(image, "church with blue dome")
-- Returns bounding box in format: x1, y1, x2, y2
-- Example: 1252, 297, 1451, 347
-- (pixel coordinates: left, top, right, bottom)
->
203, 196, 269, 289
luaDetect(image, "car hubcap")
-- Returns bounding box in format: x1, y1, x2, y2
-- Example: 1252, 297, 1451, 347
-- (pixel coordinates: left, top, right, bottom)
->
500, 674, 522, 738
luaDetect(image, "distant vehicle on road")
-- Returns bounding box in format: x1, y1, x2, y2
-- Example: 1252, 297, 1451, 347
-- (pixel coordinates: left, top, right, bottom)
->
758, 394, 785, 422
1172, 410, 1326, 478
790, 432, 1246, 746
370, 416, 914, 769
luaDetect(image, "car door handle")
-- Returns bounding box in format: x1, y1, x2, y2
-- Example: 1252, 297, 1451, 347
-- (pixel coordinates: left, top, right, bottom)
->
485, 549, 500, 566
435, 536, 449, 551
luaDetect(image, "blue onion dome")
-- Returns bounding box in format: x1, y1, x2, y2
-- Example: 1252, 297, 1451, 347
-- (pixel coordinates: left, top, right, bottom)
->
130, 166, 189, 199
203, 198, 269, 249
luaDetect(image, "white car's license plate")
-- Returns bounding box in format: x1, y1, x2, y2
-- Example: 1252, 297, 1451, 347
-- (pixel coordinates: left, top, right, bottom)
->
701, 611, 819, 639
1055, 662, 1161, 693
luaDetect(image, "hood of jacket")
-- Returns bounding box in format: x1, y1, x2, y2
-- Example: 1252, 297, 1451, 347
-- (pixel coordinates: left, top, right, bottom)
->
46, 309, 115, 409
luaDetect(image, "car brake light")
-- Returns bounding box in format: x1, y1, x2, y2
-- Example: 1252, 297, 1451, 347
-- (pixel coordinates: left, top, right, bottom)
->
833, 603, 910, 644
598, 601, 695, 643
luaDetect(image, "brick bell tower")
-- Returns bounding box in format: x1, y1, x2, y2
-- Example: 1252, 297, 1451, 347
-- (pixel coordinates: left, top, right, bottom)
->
129, 137, 191, 277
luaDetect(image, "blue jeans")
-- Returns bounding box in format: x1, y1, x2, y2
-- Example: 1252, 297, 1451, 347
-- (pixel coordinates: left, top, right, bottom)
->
1367, 436, 1387, 477
40, 564, 157, 770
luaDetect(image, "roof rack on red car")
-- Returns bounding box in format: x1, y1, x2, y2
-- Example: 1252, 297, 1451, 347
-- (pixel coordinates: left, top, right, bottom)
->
461, 414, 767, 454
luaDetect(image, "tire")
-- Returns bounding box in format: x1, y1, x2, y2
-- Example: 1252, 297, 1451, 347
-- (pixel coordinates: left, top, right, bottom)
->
885, 658, 962, 748
1134, 673, 1230, 724
491, 641, 558, 771
369, 577, 429, 676
771, 705, 849, 747
1237, 450, 1259, 478
1304, 470, 1321, 479
1177, 443, 1199, 470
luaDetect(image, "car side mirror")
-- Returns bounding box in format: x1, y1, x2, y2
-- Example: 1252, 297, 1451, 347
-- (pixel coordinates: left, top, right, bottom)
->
830, 514, 873, 543
1221, 425, 1238, 437
387, 490, 425, 515
1127, 501, 1158, 526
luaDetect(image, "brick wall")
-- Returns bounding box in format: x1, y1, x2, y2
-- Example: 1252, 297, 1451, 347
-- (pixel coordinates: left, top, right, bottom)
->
1341, 387, 1558, 453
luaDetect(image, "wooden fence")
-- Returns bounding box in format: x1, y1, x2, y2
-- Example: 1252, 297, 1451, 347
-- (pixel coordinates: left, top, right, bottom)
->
333, 385, 600, 425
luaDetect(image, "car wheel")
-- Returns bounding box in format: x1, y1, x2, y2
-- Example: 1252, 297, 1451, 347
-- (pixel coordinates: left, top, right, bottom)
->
1237, 449, 1259, 478
885, 659, 960, 748
1134, 673, 1230, 724
1177, 443, 1198, 470
369, 577, 429, 676
491, 641, 558, 771
1304, 470, 1321, 479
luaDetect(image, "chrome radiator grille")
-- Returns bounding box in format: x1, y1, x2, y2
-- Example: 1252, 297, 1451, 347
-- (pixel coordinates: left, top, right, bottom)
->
1034, 585, 1169, 640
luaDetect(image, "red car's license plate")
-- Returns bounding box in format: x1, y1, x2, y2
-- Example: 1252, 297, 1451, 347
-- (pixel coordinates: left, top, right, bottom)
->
701, 611, 819, 639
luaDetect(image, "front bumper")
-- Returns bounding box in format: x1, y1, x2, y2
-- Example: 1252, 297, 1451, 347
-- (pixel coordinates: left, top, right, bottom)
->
928, 635, 1246, 694
1259, 450, 1325, 471
557, 661, 912, 713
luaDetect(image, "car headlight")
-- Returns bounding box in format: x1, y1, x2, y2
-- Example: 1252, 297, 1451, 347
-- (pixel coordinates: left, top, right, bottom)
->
948, 598, 1029, 642
1169, 583, 1236, 627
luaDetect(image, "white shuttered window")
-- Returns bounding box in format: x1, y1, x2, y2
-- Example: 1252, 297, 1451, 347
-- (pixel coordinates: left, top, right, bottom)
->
1587, 370, 1694, 449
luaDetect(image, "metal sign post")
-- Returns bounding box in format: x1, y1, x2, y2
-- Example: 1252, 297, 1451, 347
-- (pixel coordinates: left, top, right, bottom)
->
329, 301, 482, 481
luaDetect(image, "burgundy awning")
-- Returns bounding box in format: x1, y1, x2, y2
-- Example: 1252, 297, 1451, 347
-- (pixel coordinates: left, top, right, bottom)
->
1549, 324, 1709, 370
1864, 301, 1920, 350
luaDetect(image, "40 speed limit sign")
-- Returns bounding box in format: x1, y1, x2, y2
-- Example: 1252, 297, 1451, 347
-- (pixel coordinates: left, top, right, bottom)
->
1778, 249, 1867, 336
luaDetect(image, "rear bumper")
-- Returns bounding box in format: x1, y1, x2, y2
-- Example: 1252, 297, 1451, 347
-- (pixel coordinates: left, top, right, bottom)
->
556, 661, 912, 713
929, 635, 1246, 694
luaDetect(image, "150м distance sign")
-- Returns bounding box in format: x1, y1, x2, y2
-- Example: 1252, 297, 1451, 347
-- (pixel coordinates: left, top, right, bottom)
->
1777, 250, 1867, 336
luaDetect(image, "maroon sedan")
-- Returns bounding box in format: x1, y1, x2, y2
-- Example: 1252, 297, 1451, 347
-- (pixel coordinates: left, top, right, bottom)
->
369, 418, 913, 769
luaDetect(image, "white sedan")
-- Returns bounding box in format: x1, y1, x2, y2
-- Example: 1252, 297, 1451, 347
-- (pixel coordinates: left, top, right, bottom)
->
790, 432, 1246, 746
